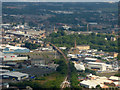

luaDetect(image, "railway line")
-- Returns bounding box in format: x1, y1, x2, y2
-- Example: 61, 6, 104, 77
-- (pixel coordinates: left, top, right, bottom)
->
48, 42, 71, 89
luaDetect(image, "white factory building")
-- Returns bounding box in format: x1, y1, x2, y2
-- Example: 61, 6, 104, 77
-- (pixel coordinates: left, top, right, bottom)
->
59, 47, 67, 50
87, 62, 112, 71
80, 75, 112, 88
80, 74, 120, 88
109, 76, 120, 81
80, 80, 99, 88
83, 57, 98, 63
73, 61, 85, 71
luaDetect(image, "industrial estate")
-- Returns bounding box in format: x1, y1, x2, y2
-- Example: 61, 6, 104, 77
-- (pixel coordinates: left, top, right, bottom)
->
0, 1, 119, 90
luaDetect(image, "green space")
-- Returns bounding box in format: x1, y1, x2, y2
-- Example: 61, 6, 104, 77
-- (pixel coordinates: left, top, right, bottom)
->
46, 31, 118, 52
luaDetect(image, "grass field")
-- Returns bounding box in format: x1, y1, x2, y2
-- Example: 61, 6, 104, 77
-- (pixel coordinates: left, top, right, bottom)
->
32, 72, 65, 88
96, 71, 117, 77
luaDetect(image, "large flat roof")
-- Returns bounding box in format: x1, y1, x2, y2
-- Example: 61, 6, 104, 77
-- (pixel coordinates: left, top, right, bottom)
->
109, 76, 120, 81
88, 62, 106, 65
6, 45, 28, 50
85, 57, 97, 61
80, 80, 98, 86
0, 69, 10, 72
1, 72, 28, 77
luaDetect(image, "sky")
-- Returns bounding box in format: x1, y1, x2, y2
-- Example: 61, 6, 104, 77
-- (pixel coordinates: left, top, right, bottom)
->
1, 0, 119, 2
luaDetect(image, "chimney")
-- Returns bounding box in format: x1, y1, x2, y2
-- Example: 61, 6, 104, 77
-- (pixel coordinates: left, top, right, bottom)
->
87, 24, 89, 32
75, 39, 76, 48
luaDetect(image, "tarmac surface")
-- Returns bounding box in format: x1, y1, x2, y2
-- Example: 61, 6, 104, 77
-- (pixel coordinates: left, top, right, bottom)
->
19, 66, 55, 77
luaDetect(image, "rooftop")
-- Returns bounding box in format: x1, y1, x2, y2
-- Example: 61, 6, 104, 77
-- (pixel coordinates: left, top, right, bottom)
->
109, 76, 120, 81
6, 45, 28, 50
85, 57, 97, 61
1, 72, 28, 77
88, 62, 106, 65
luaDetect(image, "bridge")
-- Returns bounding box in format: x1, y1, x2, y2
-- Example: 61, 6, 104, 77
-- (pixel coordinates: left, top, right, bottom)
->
48, 42, 71, 88
48, 42, 68, 63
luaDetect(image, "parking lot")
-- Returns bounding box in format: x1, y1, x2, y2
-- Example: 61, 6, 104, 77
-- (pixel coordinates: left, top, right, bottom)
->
19, 66, 55, 77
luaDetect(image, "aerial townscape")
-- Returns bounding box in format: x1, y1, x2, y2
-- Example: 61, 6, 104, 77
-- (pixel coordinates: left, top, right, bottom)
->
0, 1, 120, 90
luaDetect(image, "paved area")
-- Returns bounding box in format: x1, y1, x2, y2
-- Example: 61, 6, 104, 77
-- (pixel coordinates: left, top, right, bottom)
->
19, 66, 55, 77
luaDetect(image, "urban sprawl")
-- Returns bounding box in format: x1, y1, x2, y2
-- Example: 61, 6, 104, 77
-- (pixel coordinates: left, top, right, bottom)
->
0, 2, 119, 90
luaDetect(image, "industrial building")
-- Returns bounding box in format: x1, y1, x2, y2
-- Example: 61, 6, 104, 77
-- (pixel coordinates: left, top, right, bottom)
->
3, 54, 28, 61
39, 46, 53, 51
1, 72, 29, 81
76, 45, 90, 50
80, 80, 99, 88
73, 61, 85, 71
6, 31, 32, 37
59, 47, 67, 50
80, 75, 111, 88
109, 52, 118, 58
87, 62, 112, 71
0, 65, 10, 68
0, 69, 10, 73
80, 74, 120, 88
109, 76, 120, 81
1, 45, 30, 53
83, 57, 98, 63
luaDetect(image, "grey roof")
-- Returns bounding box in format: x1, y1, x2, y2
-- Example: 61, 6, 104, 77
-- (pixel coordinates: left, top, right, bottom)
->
1, 71, 28, 77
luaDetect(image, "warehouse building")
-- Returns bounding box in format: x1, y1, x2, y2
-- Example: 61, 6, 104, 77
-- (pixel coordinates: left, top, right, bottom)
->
83, 57, 98, 63
2, 45, 30, 53
3, 54, 28, 61
1, 72, 29, 81
87, 62, 106, 71
80, 75, 110, 88
80, 80, 108, 88
0, 69, 10, 73
80, 80, 98, 88
73, 61, 85, 71
87, 62, 112, 71
109, 76, 120, 81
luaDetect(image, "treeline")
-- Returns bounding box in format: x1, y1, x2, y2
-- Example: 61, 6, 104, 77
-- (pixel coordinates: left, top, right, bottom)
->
25, 42, 40, 50
69, 62, 81, 88
56, 60, 68, 75
47, 31, 118, 52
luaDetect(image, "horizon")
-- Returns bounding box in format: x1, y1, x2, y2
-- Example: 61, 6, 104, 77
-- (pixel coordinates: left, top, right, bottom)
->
2, 0, 119, 2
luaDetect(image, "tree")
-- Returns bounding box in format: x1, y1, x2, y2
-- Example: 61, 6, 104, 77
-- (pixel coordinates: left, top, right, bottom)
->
96, 85, 101, 89
18, 63, 22, 69
85, 69, 96, 75
25, 42, 40, 50
56, 60, 67, 75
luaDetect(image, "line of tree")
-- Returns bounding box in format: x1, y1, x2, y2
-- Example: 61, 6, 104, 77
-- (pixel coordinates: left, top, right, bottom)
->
25, 42, 40, 50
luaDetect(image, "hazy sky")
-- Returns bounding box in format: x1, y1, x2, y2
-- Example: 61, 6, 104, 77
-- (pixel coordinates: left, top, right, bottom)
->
2, 0, 119, 2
